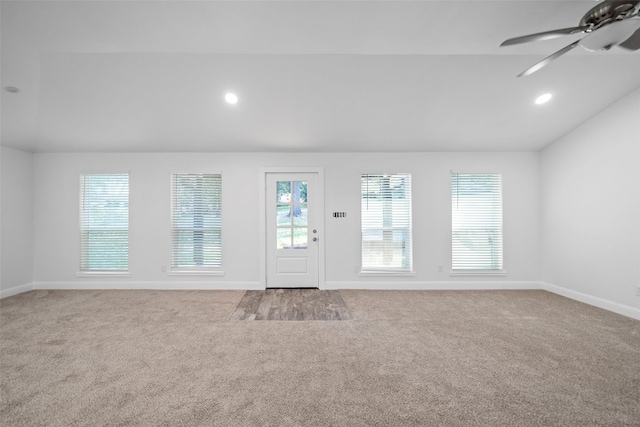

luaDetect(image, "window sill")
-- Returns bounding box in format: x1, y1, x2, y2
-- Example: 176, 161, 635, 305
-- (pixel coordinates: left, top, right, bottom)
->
76, 271, 132, 278
449, 270, 507, 277
167, 270, 225, 277
359, 271, 416, 277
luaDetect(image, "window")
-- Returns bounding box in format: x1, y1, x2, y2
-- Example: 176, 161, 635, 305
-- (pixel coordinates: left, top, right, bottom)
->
451, 173, 502, 271
80, 174, 129, 271
361, 173, 412, 271
171, 174, 222, 270
275, 180, 308, 249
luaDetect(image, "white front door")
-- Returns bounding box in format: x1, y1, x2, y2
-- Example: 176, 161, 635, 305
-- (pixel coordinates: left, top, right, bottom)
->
266, 173, 319, 288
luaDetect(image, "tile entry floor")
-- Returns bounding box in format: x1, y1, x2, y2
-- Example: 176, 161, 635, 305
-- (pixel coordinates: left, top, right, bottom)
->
230, 289, 352, 321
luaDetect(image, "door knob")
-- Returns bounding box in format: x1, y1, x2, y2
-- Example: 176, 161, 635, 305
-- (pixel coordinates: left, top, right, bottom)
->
313, 237, 318, 242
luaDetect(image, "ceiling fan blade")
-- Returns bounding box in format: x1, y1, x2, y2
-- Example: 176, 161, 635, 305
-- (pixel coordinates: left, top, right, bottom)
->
619, 26, 640, 50
619, 27, 640, 50
501, 26, 587, 47
517, 40, 580, 77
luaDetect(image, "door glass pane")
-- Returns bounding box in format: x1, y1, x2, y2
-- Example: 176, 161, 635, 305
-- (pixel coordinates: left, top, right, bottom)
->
277, 181, 291, 203
277, 228, 292, 249
275, 179, 309, 250
293, 228, 307, 249
292, 204, 308, 226
277, 205, 291, 226
293, 181, 308, 203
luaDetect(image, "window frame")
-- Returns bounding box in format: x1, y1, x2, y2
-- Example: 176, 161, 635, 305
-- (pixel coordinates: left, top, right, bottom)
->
170, 172, 223, 274
360, 172, 413, 274
78, 172, 130, 276
450, 172, 504, 275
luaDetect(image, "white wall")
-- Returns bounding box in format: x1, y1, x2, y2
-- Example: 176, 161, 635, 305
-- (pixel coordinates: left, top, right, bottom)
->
541, 88, 640, 315
1, 146, 34, 297
32, 151, 540, 289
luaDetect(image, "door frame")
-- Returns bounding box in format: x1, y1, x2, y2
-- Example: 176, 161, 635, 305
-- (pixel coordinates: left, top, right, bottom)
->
259, 167, 325, 290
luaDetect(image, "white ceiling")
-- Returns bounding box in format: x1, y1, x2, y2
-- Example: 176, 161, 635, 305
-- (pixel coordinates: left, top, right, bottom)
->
2, 0, 640, 153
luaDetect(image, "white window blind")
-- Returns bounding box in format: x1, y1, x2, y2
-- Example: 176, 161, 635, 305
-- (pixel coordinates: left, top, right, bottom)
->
361, 173, 412, 271
451, 173, 502, 270
80, 174, 129, 271
171, 174, 222, 269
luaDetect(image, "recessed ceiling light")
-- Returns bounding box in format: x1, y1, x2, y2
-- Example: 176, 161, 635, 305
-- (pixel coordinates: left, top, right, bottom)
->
4, 86, 20, 93
535, 93, 552, 105
225, 93, 238, 105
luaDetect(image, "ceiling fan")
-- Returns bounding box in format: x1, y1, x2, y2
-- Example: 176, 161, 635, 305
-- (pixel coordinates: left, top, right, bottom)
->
501, 0, 640, 76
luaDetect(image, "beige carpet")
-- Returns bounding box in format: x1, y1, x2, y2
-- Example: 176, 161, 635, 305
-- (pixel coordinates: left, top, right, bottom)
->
1, 289, 639, 426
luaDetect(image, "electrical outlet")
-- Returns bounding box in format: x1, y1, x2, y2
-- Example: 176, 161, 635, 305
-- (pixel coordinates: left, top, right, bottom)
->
161, 265, 167, 273
636, 286, 640, 296
438, 265, 443, 272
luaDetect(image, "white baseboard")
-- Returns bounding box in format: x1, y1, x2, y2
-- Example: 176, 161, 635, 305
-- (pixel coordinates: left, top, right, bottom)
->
540, 281, 640, 321
325, 281, 540, 290
31, 281, 262, 291
0, 282, 34, 299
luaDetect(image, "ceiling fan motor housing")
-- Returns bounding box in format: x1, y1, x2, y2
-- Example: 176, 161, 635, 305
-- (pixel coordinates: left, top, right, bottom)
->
579, 1, 640, 31
579, 1, 640, 51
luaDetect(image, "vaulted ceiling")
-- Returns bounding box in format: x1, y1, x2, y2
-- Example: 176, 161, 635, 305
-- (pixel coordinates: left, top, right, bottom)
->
2, 0, 640, 153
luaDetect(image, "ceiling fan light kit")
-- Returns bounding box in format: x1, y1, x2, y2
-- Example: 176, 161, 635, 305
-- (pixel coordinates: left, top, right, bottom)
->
501, 0, 640, 76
